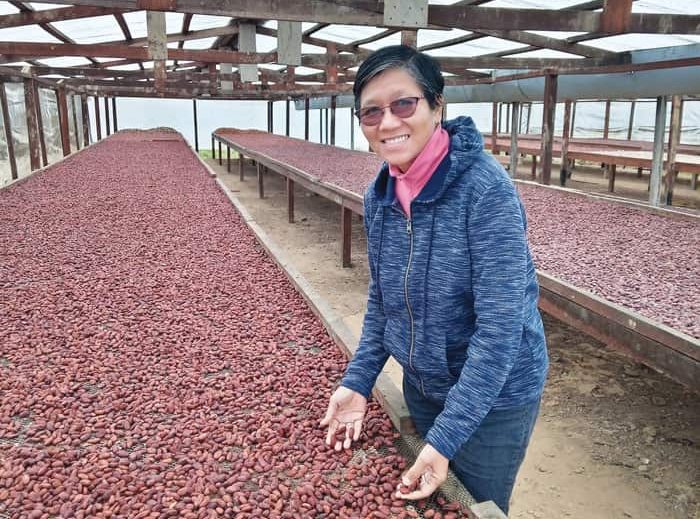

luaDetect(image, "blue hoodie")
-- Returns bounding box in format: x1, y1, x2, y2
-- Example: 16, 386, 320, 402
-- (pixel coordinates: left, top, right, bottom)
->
341, 116, 548, 459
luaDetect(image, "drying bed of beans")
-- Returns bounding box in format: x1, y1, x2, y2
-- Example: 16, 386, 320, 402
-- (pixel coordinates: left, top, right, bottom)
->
0, 130, 469, 519
215, 129, 700, 339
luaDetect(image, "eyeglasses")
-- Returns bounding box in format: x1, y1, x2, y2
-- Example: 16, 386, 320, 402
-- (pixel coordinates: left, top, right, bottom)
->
356, 96, 425, 126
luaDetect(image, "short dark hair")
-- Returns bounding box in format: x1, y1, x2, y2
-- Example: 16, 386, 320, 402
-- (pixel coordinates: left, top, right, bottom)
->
353, 45, 444, 111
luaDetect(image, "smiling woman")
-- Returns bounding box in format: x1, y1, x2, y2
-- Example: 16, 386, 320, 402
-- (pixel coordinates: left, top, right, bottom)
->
320, 45, 549, 515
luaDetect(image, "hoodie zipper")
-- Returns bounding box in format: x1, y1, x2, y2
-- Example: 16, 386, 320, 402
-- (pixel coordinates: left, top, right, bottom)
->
404, 215, 425, 395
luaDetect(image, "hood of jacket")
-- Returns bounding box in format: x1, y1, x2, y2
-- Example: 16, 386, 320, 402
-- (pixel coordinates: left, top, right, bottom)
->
371, 116, 485, 207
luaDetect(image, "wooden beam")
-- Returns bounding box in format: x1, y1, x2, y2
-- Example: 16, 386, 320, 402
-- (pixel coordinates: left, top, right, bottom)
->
94, 95, 102, 140
16, 1, 700, 34
341, 206, 352, 268
32, 80, 48, 166
664, 95, 682, 206
0, 42, 277, 66
0, 6, 127, 29
238, 23, 258, 83
70, 94, 80, 150
57, 87, 71, 156
23, 78, 41, 171
192, 98, 198, 152
80, 93, 90, 147
304, 97, 309, 141
287, 177, 295, 223
104, 96, 111, 136
146, 11, 167, 92
0, 81, 18, 180
401, 30, 417, 48
509, 101, 519, 177
626, 100, 635, 140
112, 97, 117, 131
603, 99, 611, 139
285, 98, 290, 137
330, 95, 336, 146
476, 29, 615, 59
540, 73, 558, 185
602, 0, 633, 33
257, 161, 264, 198
649, 95, 667, 207
561, 100, 572, 186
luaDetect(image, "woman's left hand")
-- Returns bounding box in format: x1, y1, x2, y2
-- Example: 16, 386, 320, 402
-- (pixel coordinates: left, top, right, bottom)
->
395, 444, 449, 500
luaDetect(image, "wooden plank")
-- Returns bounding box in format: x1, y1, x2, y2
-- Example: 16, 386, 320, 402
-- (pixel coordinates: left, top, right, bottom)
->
649, 96, 667, 207
112, 97, 118, 131
540, 73, 557, 185
257, 161, 264, 198
57, 87, 71, 156
0, 6, 127, 29
508, 101, 519, 177
330, 96, 336, 146
601, 0, 633, 33
80, 93, 90, 147
664, 95, 682, 206
70, 94, 80, 150
560, 100, 572, 186
192, 99, 198, 152
19, 1, 700, 34
238, 23, 258, 83
626, 100, 635, 141
287, 177, 295, 223
341, 206, 352, 268
277, 21, 302, 66
538, 272, 699, 391
94, 96, 102, 141
23, 78, 41, 171
33, 81, 48, 167
0, 81, 18, 180
146, 10, 167, 92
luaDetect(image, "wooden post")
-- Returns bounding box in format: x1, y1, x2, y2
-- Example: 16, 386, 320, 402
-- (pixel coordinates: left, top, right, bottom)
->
627, 100, 636, 140
560, 100, 572, 187
33, 81, 48, 166
603, 99, 611, 139
491, 102, 498, 153
239, 153, 245, 181
325, 108, 329, 144
608, 163, 617, 192
80, 93, 90, 147
540, 73, 558, 185
350, 107, 355, 150
192, 99, 199, 152
94, 96, 102, 141
112, 97, 118, 131
211, 135, 215, 160
285, 98, 290, 137
649, 96, 667, 207
218, 140, 222, 165
664, 95, 682, 206
287, 177, 294, 223
525, 103, 532, 134
267, 100, 273, 133
341, 206, 352, 268
70, 94, 80, 150
505, 103, 511, 133
257, 161, 264, 198
319, 108, 323, 143
401, 30, 417, 48
0, 81, 18, 180
57, 87, 71, 156
570, 101, 576, 138
330, 96, 336, 146
227, 145, 231, 172
497, 102, 503, 133
104, 96, 111, 136
508, 101, 519, 177
304, 97, 309, 141
23, 78, 41, 171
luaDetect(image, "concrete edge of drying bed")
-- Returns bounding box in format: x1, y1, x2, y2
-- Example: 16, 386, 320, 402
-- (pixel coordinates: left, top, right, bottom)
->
188, 140, 505, 517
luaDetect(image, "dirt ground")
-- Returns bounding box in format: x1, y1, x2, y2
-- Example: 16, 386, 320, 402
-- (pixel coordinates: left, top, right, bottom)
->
208, 156, 698, 519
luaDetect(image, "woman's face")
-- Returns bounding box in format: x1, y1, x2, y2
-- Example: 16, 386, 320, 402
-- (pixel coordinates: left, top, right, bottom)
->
359, 67, 442, 172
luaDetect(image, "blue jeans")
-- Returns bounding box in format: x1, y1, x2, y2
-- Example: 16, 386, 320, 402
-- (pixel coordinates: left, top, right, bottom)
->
403, 379, 540, 515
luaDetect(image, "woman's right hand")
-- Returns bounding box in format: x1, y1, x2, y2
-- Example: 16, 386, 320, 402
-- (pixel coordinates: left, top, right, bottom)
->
320, 386, 367, 451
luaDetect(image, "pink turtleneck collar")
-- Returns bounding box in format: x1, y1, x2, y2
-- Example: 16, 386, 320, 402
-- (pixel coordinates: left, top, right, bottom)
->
388, 126, 450, 218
